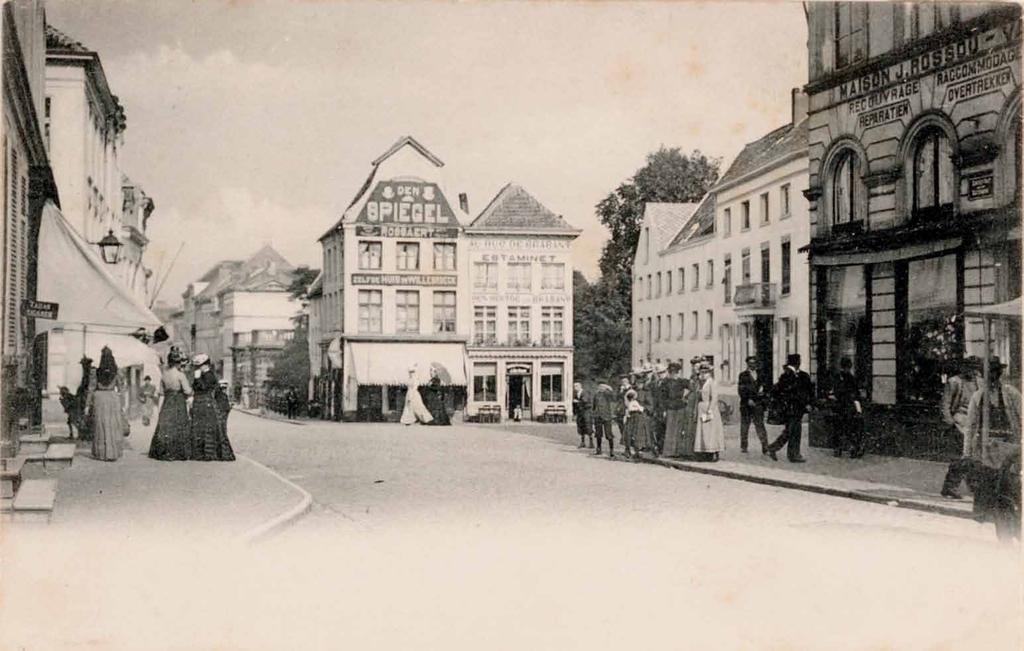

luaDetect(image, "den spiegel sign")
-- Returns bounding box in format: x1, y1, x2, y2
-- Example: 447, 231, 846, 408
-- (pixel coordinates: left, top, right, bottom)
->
358, 181, 456, 225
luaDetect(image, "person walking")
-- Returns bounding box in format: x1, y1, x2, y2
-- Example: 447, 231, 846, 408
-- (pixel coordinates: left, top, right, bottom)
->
827, 358, 865, 458
58, 386, 78, 438
660, 363, 690, 457
940, 357, 981, 498
216, 380, 233, 435
573, 381, 594, 448
766, 353, 813, 463
75, 356, 95, 441
148, 347, 194, 461
400, 366, 433, 425
191, 354, 236, 461
693, 362, 725, 461
591, 382, 617, 458
422, 368, 451, 426
737, 356, 770, 455
138, 375, 158, 427
616, 374, 632, 449
89, 346, 128, 462
285, 388, 298, 420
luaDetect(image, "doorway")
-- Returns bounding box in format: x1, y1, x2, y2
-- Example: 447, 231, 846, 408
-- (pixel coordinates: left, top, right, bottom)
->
753, 316, 774, 383
506, 373, 532, 421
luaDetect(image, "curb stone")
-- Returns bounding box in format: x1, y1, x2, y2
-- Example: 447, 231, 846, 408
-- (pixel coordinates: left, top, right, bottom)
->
235, 408, 306, 426
237, 454, 313, 544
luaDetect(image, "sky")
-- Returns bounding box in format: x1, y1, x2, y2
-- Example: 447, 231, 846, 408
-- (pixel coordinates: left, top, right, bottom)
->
46, 0, 808, 306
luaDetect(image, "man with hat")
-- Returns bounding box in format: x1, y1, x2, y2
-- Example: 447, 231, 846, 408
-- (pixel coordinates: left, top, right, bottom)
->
939, 357, 981, 498
766, 353, 813, 462
649, 363, 669, 455
573, 381, 595, 449
737, 355, 770, 455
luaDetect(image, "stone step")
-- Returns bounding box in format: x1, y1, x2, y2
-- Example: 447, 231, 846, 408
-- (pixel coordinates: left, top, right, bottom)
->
11, 478, 57, 524
43, 443, 76, 470
18, 433, 50, 455
0, 456, 27, 499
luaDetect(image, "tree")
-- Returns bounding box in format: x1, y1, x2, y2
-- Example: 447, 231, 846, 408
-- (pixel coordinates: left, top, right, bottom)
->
268, 324, 309, 399
573, 271, 632, 385
287, 265, 321, 301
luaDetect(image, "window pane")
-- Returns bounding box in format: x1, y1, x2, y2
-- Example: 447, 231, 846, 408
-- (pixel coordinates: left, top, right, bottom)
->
904, 255, 959, 403
822, 266, 870, 386
915, 133, 937, 210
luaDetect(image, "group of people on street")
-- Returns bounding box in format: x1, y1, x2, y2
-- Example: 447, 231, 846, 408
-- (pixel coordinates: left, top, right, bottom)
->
400, 365, 451, 426
147, 347, 235, 462
573, 356, 726, 462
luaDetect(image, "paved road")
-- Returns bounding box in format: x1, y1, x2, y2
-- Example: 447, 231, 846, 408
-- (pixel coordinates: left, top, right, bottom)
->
231, 413, 1019, 651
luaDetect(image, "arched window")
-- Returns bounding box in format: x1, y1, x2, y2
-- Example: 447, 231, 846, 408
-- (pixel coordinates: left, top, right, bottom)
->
911, 127, 954, 214
831, 150, 859, 225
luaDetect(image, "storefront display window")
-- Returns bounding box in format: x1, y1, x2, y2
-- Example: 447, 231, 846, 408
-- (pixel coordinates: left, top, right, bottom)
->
541, 363, 564, 402
821, 265, 870, 386
473, 363, 497, 402
901, 254, 959, 403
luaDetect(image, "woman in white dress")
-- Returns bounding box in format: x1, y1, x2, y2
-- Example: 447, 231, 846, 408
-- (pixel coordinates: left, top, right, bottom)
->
693, 362, 726, 461
400, 366, 434, 425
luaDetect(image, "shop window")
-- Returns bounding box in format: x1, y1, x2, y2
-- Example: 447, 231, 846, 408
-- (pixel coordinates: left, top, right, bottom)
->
723, 255, 732, 304
835, 1, 867, 69
473, 305, 497, 345
722, 208, 732, 237
542, 263, 566, 290
433, 243, 456, 271
507, 263, 532, 291
820, 266, 870, 388
781, 239, 792, 295
474, 262, 498, 290
541, 306, 565, 346
473, 363, 497, 402
433, 291, 456, 333
508, 306, 531, 345
395, 291, 419, 333
831, 150, 860, 227
358, 241, 382, 270
396, 242, 419, 271
900, 254, 960, 404
912, 127, 954, 217
541, 363, 564, 402
357, 290, 382, 333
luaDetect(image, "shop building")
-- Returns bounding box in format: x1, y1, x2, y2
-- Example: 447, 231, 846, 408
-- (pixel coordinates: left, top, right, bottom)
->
803, 4, 1021, 456
318, 136, 472, 421
464, 184, 580, 422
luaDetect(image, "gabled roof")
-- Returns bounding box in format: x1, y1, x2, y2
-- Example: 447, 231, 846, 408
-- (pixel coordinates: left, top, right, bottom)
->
641, 202, 700, 253
45, 25, 91, 54
195, 246, 294, 301
715, 118, 809, 192
468, 183, 578, 233
665, 193, 716, 249
372, 136, 444, 168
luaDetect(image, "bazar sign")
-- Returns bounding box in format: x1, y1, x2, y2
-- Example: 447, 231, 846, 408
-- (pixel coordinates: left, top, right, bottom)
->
836, 24, 1020, 102
355, 224, 459, 239
351, 273, 457, 287
22, 299, 58, 320
358, 181, 455, 224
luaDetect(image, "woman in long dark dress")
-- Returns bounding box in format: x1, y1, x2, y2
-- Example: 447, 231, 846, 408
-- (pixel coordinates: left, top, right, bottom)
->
190, 354, 235, 461
148, 347, 193, 461
90, 347, 128, 461
421, 369, 451, 426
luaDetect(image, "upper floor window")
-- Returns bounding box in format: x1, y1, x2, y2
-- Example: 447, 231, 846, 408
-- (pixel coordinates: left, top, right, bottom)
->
473, 305, 497, 345
912, 127, 954, 216
691, 263, 700, 290
723, 255, 732, 304
433, 291, 457, 333
433, 243, 456, 271
396, 242, 419, 271
474, 262, 498, 290
741, 201, 751, 230
706, 260, 714, 288
678, 267, 685, 293
647, 274, 652, 299
760, 192, 770, 225
835, 2, 867, 69
396, 291, 420, 334
666, 270, 673, 294
780, 184, 791, 218
741, 248, 751, 284
508, 306, 531, 344
359, 241, 382, 270
832, 150, 860, 225
656, 272, 662, 297
541, 306, 565, 346
541, 263, 566, 290
508, 263, 532, 292
722, 208, 732, 237
358, 290, 382, 333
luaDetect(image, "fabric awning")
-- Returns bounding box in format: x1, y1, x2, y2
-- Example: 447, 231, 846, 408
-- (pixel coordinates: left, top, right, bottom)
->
346, 341, 468, 386
964, 298, 1022, 321
84, 330, 162, 381
36, 200, 162, 334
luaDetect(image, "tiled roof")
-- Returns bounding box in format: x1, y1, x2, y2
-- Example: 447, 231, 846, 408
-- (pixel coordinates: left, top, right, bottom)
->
715, 118, 809, 190
469, 183, 577, 231
642, 202, 699, 252
196, 246, 294, 301
45, 25, 91, 54
666, 194, 716, 248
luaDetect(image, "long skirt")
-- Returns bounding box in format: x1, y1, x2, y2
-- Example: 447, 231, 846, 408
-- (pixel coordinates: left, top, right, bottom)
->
401, 387, 434, 425
623, 413, 651, 451
694, 403, 726, 453
91, 390, 126, 461
192, 394, 235, 461
678, 393, 699, 456
421, 386, 451, 426
141, 399, 156, 426
662, 408, 687, 457
148, 392, 192, 461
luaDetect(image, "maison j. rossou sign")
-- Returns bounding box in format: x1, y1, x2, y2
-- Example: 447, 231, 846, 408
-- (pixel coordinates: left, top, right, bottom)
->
359, 181, 456, 225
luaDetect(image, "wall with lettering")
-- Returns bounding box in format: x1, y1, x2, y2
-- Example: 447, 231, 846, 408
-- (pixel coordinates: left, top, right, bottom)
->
357, 181, 456, 226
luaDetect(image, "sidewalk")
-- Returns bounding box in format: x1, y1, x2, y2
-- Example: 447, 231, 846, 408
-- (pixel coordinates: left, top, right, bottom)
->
492, 420, 975, 519
235, 406, 306, 426
17, 418, 306, 539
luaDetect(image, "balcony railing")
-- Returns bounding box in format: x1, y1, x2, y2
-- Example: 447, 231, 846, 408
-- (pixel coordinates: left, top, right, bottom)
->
733, 282, 777, 310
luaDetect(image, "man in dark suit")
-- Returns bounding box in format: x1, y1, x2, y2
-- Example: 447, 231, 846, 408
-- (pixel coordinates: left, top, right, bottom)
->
767, 353, 813, 462
592, 382, 618, 458
573, 381, 594, 449
737, 356, 770, 455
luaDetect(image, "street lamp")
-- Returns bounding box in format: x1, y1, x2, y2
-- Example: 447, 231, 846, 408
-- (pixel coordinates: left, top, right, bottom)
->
95, 229, 123, 265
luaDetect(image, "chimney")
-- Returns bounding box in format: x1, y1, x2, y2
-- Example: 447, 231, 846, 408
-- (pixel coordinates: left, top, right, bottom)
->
458, 193, 469, 214
791, 87, 809, 125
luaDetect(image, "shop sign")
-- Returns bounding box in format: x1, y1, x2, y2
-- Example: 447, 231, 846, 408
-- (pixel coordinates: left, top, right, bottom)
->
22, 299, 58, 320
472, 293, 569, 304
468, 238, 570, 250
507, 364, 532, 375
351, 273, 457, 287
966, 173, 994, 200
358, 181, 455, 225
355, 224, 459, 239
475, 253, 560, 263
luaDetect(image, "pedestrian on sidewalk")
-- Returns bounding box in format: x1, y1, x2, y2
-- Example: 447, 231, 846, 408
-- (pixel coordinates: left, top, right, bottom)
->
573, 382, 594, 448
649, 364, 668, 455
149, 346, 194, 461
766, 353, 813, 463
737, 356, 770, 455
939, 357, 981, 498
677, 356, 704, 458
622, 389, 648, 461
616, 374, 633, 449
89, 346, 128, 462
660, 363, 690, 457
400, 365, 434, 426
58, 386, 78, 438
191, 354, 236, 461
138, 376, 158, 427
75, 356, 95, 441
591, 382, 617, 458
827, 358, 865, 458
693, 362, 724, 462
285, 388, 298, 420
216, 380, 233, 434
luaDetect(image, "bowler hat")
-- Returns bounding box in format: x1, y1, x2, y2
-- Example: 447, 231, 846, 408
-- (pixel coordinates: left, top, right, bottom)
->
786, 353, 802, 366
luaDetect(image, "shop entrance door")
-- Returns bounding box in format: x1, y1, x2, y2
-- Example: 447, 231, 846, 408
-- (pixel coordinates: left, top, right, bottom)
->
506, 373, 532, 421
753, 316, 774, 383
